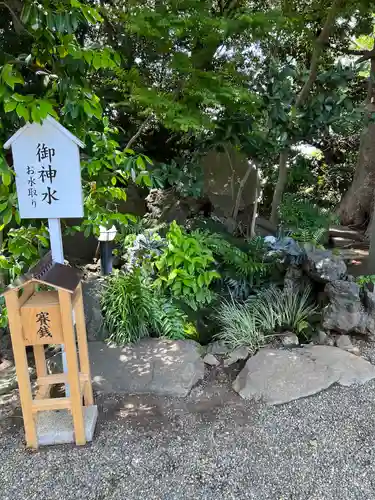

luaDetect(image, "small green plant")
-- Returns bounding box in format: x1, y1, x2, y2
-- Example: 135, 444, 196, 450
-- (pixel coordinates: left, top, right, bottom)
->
123, 232, 166, 273
215, 299, 264, 352
356, 275, 375, 288
153, 221, 220, 310
279, 194, 335, 245
215, 285, 317, 349
101, 269, 193, 345
199, 232, 273, 298
249, 285, 317, 335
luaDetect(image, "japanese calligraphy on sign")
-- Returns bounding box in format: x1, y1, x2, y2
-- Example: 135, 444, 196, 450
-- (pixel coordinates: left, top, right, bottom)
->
4, 116, 84, 219
36, 311, 52, 339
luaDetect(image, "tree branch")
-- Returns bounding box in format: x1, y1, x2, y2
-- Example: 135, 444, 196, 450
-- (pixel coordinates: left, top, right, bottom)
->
270, 150, 288, 226
295, 0, 343, 108
232, 160, 254, 222
342, 46, 375, 63
125, 115, 154, 150
0, 1, 31, 35
366, 40, 375, 103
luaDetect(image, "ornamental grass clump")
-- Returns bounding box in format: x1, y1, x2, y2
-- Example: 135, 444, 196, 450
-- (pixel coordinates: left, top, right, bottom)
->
215, 285, 317, 350
101, 269, 191, 345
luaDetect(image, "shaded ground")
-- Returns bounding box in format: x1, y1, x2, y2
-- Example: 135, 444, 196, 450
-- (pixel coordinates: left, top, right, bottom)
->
2, 362, 375, 500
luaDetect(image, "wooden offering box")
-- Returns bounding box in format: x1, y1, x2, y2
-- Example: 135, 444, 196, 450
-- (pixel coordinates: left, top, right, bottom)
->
2, 252, 96, 449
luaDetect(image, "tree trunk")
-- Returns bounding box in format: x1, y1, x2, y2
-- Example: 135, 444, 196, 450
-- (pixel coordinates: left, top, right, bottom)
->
232, 161, 254, 222
338, 44, 375, 228
270, 150, 288, 226
337, 111, 375, 227
249, 167, 259, 239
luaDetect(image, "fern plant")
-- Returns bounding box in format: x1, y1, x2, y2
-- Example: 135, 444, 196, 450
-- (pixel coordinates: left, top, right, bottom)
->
198, 231, 272, 298
101, 269, 193, 345
279, 194, 335, 245
290, 227, 327, 246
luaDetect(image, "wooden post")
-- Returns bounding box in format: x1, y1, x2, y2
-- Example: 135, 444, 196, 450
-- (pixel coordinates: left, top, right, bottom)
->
5, 290, 38, 448
74, 284, 93, 406
33, 346, 47, 377
58, 289, 86, 445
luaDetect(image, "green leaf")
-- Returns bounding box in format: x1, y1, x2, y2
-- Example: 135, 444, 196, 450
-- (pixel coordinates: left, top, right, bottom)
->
4, 100, 17, 112
2, 209, 12, 225
83, 51, 93, 65
2, 172, 11, 186
92, 54, 102, 70
21, 3, 32, 23
39, 100, 53, 118
0, 255, 12, 269
12, 93, 32, 103
83, 100, 93, 117
31, 105, 41, 123
136, 156, 145, 169
16, 103, 30, 122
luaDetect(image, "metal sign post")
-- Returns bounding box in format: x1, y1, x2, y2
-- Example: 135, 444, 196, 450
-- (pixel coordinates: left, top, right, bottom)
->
4, 115, 85, 396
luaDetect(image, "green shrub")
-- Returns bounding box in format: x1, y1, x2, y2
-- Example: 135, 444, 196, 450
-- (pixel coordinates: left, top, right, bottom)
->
279, 194, 335, 244
215, 284, 317, 349
199, 232, 273, 299
153, 221, 220, 310
356, 275, 375, 288
101, 269, 193, 345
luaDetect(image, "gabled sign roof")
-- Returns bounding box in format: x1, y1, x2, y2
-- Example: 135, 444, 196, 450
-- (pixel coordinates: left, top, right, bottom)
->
4, 115, 85, 150
1, 251, 82, 295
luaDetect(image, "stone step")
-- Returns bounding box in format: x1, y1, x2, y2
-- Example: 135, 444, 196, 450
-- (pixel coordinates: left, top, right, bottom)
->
329, 225, 365, 242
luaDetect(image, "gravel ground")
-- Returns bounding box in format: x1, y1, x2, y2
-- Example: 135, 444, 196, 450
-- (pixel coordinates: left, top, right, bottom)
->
1, 370, 375, 500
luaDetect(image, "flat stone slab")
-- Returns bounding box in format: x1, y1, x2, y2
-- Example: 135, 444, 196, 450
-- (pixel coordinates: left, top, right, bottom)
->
89, 339, 204, 397
233, 346, 375, 405
36, 405, 98, 446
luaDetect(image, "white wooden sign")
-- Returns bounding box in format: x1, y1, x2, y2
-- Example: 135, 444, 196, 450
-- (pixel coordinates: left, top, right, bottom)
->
4, 116, 84, 219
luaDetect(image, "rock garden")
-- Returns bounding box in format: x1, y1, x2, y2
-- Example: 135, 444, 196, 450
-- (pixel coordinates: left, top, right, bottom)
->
21, 196, 374, 408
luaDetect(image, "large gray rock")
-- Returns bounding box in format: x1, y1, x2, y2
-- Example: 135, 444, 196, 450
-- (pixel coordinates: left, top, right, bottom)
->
233, 346, 375, 405
89, 339, 204, 397
201, 146, 258, 222
145, 188, 203, 225
303, 249, 347, 283
82, 278, 108, 341
284, 265, 310, 293
322, 280, 372, 335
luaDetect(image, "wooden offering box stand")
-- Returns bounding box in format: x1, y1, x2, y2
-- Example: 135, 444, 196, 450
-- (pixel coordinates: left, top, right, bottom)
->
2, 253, 96, 448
